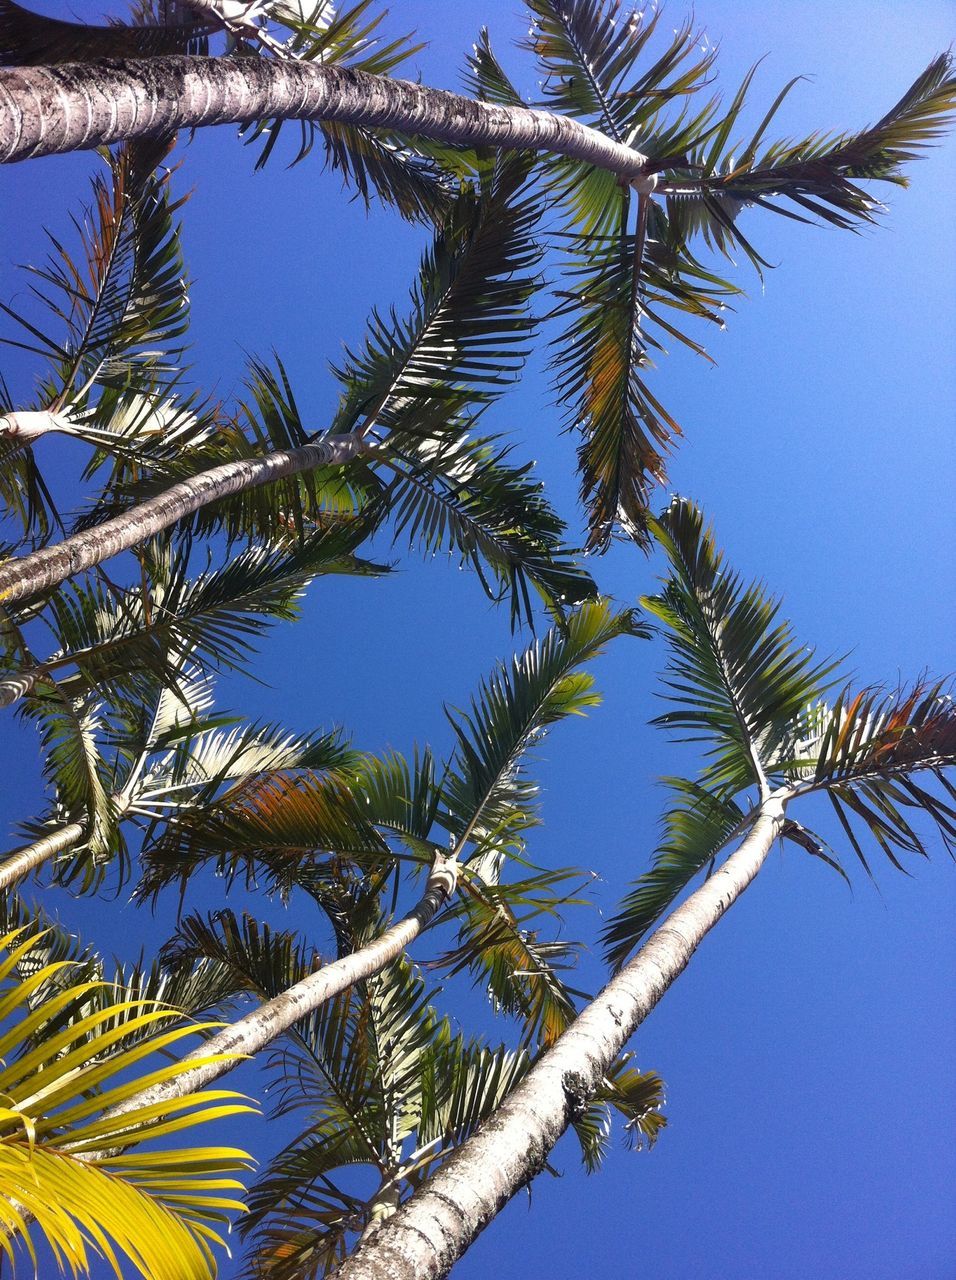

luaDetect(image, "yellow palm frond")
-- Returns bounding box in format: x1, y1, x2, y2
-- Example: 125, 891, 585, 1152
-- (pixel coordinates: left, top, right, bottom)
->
0, 926, 255, 1279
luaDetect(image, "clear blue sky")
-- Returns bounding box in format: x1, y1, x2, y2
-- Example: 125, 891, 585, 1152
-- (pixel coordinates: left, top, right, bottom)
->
1, 2, 954, 1278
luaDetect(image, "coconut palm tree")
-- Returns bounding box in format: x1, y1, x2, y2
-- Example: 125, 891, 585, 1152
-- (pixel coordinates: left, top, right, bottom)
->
1, 0, 951, 556
326, 497, 956, 1280
0, 917, 254, 1278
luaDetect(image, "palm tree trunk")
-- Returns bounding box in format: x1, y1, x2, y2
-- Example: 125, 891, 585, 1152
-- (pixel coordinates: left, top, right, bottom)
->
0, 821, 86, 891
0, 56, 650, 181
0, 411, 72, 441
100, 853, 458, 1124
0, 435, 363, 607
329, 794, 789, 1280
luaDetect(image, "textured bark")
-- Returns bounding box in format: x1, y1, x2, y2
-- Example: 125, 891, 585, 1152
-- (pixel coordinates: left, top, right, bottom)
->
331, 796, 789, 1280
103, 854, 458, 1122
0, 435, 364, 606
0, 821, 86, 891
0, 56, 649, 180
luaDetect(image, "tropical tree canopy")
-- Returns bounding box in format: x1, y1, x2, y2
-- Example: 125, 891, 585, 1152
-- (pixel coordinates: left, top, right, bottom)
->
0, 1, 953, 1278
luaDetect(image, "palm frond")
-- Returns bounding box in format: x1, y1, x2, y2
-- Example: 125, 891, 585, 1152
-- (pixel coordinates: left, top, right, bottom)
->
0, 925, 252, 1280
240, 0, 451, 221
645, 497, 838, 795
15, 526, 386, 712
602, 777, 745, 970
417, 1032, 528, 1151
0, 137, 189, 415
663, 54, 956, 249
382, 431, 595, 627
571, 1054, 666, 1171
330, 152, 541, 444
16, 686, 115, 867
786, 680, 956, 873
436, 873, 586, 1049
439, 599, 643, 863
462, 27, 525, 108
140, 766, 390, 899
524, 0, 713, 140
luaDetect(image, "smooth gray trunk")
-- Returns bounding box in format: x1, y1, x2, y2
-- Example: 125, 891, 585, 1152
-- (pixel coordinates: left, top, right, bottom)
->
330, 796, 788, 1280
0, 410, 73, 441
0, 56, 650, 180
100, 855, 458, 1125
0, 435, 363, 607
0, 821, 86, 891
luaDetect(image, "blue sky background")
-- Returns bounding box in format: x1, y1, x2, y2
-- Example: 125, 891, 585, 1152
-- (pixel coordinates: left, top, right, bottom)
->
1, 1, 954, 1277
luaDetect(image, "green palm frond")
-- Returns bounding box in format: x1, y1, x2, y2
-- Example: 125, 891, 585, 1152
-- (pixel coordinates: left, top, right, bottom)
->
1, 137, 189, 415
240, 0, 452, 220
439, 598, 644, 863
138, 720, 358, 817
75, 382, 221, 483
645, 497, 837, 795
602, 777, 745, 970
12, 525, 386, 708
0, 432, 61, 546
663, 53, 956, 253
526, 5, 734, 554
330, 151, 541, 444
0, 925, 253, 1280
572, 1054, 666, 1171
417, 1032, 528, 1151
381, 431, 595, 627
553, 229, 680, 551
524, 0, 713, 138
436, 871, 586, 1049
165, 910, 323, 1012
303, 115, 452, 224
462, 27, 525, 108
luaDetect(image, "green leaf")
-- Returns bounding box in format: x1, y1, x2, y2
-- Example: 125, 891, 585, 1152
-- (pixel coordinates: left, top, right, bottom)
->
603, 778, 745, 970
645, 497, 837, 794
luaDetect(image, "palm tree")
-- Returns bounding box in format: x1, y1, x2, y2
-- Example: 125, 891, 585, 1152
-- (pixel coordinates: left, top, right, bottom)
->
0, 149, 591, 621
0, 917, 254, 1278
0, 529, 374, 890
327, 497, 956, 1280
0, 599, 658, 1273
0, 664, 355, 892
164, 907, 660, 1278
0, 1, 651, 175
2, 0, 951, 558
101, 599, 641, 1120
